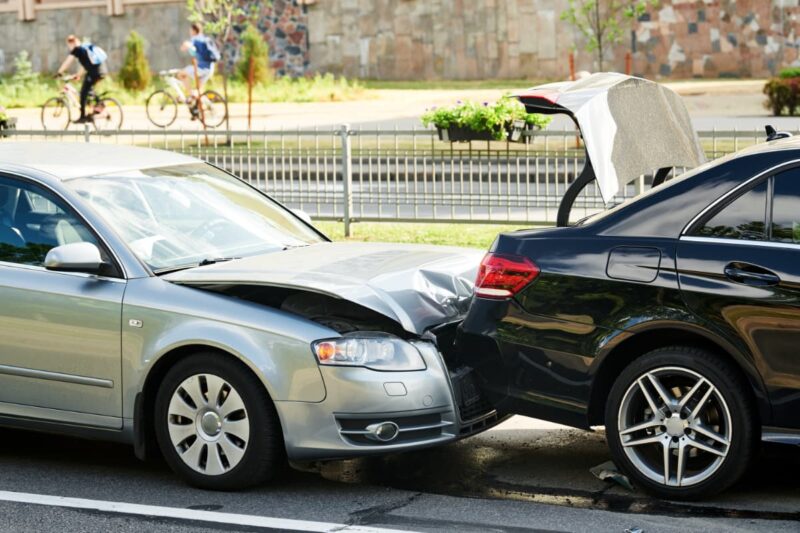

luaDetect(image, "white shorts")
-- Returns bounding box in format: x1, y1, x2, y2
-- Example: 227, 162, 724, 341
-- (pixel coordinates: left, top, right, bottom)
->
183, 64, 214, 84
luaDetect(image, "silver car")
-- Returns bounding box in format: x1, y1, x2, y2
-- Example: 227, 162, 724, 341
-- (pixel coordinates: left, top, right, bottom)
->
0, 142, 500, 490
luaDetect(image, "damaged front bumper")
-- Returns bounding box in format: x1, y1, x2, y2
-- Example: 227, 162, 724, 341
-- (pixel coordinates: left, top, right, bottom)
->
275, 341, 503, 461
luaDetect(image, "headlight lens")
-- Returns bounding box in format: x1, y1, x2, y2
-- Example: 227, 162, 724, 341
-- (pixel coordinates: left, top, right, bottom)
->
311, 334, 426, 371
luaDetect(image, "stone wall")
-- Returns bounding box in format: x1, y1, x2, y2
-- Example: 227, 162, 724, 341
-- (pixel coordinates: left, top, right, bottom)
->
0, 0, 310, 78
307, 0, 800, 80
0, 3, 188, 75
306, 0, 577, 80
632, 0, 800, 79
2, 0, 799, 80
233, 0, 309, 77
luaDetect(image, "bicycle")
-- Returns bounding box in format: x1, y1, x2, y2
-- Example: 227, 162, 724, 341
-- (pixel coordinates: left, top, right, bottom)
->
41, 76, 124, 131
146, 69, 227, 128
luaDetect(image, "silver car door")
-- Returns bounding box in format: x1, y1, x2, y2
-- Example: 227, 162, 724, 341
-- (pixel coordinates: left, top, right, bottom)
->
0, 176, 124, 428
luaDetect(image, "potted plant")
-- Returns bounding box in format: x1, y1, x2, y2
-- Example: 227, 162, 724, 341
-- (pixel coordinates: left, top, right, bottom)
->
421, 96, 550, 142
0, 107, 16, 137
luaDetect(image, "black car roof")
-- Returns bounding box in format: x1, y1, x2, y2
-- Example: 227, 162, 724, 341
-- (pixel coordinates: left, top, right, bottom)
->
591, 136, 800, 238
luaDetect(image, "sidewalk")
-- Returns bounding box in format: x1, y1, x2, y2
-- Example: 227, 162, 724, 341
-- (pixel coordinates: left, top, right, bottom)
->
8, 79, 781, 132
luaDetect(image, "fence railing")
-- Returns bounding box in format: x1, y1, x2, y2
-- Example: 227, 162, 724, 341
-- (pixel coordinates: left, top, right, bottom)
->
1, 125, 778, 233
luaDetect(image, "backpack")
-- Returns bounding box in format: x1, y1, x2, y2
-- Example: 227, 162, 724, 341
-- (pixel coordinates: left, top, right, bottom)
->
195, 36, 221, 64
82, 43, 107, 66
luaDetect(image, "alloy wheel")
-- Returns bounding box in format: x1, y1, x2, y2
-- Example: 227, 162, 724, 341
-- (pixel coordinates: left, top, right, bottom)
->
167, 373, 250, 476
617, 366, 732, 488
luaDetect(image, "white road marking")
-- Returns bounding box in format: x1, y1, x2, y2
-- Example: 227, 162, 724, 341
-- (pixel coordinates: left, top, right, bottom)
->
0, 490, 415, 533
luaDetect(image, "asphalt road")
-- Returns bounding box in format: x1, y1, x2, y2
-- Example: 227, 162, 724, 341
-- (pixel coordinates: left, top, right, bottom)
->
0, 416, 797, 532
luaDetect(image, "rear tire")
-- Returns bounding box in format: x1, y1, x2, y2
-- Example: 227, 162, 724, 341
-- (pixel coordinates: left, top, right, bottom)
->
41, 97, 70, 130
154, 353, 283, 490
199, 90, 227, 128
93, 97, 124, 131
605, 346, 757, 500
146, 90, 178, 128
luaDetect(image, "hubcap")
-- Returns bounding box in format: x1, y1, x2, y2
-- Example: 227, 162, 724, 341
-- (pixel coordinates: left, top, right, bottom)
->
167, 373, 250, 476
199, 411, 222, 438
617, 366, 732, 488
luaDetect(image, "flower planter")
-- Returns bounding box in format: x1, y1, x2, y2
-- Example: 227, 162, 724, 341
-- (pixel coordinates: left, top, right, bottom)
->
437, 125, 495, 142
0, 116, 16, 138
437, 120, 526, 143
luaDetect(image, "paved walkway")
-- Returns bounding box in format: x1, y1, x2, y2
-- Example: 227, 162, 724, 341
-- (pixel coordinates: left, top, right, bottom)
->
9, 79, 797, 133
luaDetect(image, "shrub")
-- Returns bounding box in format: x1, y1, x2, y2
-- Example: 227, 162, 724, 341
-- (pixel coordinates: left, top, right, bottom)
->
764, 77, 800, 116
421, 96, 551, 140
778, 66, 800, 79
235, 25, 270, 85
10, 51, 37, 87
118, 31, 152, 92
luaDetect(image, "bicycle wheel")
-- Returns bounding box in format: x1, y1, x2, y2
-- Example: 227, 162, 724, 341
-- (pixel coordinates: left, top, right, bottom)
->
146, 90, 178, 128
199, 90, 227, 128
93, 97, 124, 131
41, 97, 71, 130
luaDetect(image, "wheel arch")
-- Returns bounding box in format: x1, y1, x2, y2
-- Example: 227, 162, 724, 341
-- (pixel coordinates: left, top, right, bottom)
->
587, 322, 770, 426
133, 343, 277, 462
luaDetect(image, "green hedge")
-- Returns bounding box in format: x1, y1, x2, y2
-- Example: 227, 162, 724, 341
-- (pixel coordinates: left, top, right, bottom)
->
764, 77, 800, 116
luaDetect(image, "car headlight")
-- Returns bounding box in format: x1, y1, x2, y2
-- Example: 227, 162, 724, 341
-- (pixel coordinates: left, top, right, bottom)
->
311, 333, 427, 371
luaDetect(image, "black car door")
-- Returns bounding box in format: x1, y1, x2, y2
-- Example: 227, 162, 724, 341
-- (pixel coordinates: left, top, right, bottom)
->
677, 167, 800, 429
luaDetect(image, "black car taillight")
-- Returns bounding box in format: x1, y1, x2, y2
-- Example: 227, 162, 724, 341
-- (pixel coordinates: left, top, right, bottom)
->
474, 253, 540, 299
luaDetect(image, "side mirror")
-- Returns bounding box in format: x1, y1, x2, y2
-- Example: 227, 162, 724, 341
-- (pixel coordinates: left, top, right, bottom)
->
291, 208, 313, 225
44, 242, 104, 274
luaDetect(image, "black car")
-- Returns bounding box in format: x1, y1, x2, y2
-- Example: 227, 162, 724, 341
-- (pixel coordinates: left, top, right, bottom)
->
456, 136, 800, 499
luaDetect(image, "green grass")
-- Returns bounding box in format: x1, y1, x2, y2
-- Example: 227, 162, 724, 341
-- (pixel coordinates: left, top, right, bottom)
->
0, 74, 544, 109
313, 221, 536, 249
0, 73, 367, 109
209, 73, 367, 103
362, 79, 545, 90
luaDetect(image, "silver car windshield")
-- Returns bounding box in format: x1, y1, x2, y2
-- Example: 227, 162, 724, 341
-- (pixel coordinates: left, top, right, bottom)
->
65, 163, 324, 272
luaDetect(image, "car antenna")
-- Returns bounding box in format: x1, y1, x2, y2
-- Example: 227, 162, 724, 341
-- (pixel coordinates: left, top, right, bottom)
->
765, 125, 792, 142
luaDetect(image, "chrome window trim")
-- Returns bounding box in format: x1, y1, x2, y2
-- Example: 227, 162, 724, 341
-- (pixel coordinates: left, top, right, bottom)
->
681, 158, 800, 236
680, 235, 800, 251
0, 172, 129, 279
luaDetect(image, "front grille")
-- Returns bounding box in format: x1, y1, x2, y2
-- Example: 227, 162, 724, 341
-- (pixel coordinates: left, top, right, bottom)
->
335, 411, 452, 446
450, 366, 495, 422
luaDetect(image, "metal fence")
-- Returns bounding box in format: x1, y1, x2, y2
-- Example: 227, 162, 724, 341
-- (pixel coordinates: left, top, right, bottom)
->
1, 125, 777, 233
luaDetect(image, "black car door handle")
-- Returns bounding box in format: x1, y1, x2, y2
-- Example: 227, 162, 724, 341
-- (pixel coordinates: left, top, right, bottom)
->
724, 263, 781, 286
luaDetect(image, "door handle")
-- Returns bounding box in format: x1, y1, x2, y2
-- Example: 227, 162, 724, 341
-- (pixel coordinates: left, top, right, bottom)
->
724, 263, 780, 286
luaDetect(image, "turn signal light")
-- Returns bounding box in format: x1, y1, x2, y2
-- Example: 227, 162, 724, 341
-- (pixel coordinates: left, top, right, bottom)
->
474, 253, 539, 299
316, 341, 337, 361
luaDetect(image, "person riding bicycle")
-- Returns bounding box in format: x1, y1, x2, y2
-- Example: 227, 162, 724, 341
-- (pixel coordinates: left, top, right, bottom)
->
177, 23, 220, 102
56, 35, 108, 124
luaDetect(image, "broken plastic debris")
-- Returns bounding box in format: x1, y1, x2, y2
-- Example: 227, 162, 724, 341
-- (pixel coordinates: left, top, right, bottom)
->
590, 460, 634, 491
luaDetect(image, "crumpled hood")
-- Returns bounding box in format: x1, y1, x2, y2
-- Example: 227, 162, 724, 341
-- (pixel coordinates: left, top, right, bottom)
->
163, 241, 483, 335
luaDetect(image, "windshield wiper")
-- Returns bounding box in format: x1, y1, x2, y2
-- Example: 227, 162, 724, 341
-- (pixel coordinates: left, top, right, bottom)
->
153, 257, 239, 276
198, 257, 240, 266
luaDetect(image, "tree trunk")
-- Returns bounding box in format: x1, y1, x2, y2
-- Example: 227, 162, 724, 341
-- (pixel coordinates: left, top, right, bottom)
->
219, 59, 231, 145
595, 0, 603, 71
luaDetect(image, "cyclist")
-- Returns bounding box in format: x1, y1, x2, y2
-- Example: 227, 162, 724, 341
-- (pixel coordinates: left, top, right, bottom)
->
177, 23, 220, 100
56, 35, 108, 124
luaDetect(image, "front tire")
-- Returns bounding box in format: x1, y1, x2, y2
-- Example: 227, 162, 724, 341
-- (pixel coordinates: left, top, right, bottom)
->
146, 90, 178, 128
605, 346, 756, 500
41, 97, 70, 130
154, 353, 283, 490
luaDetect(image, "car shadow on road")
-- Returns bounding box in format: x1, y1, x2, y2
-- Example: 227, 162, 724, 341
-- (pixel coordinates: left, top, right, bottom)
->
0, 421, 797, 522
